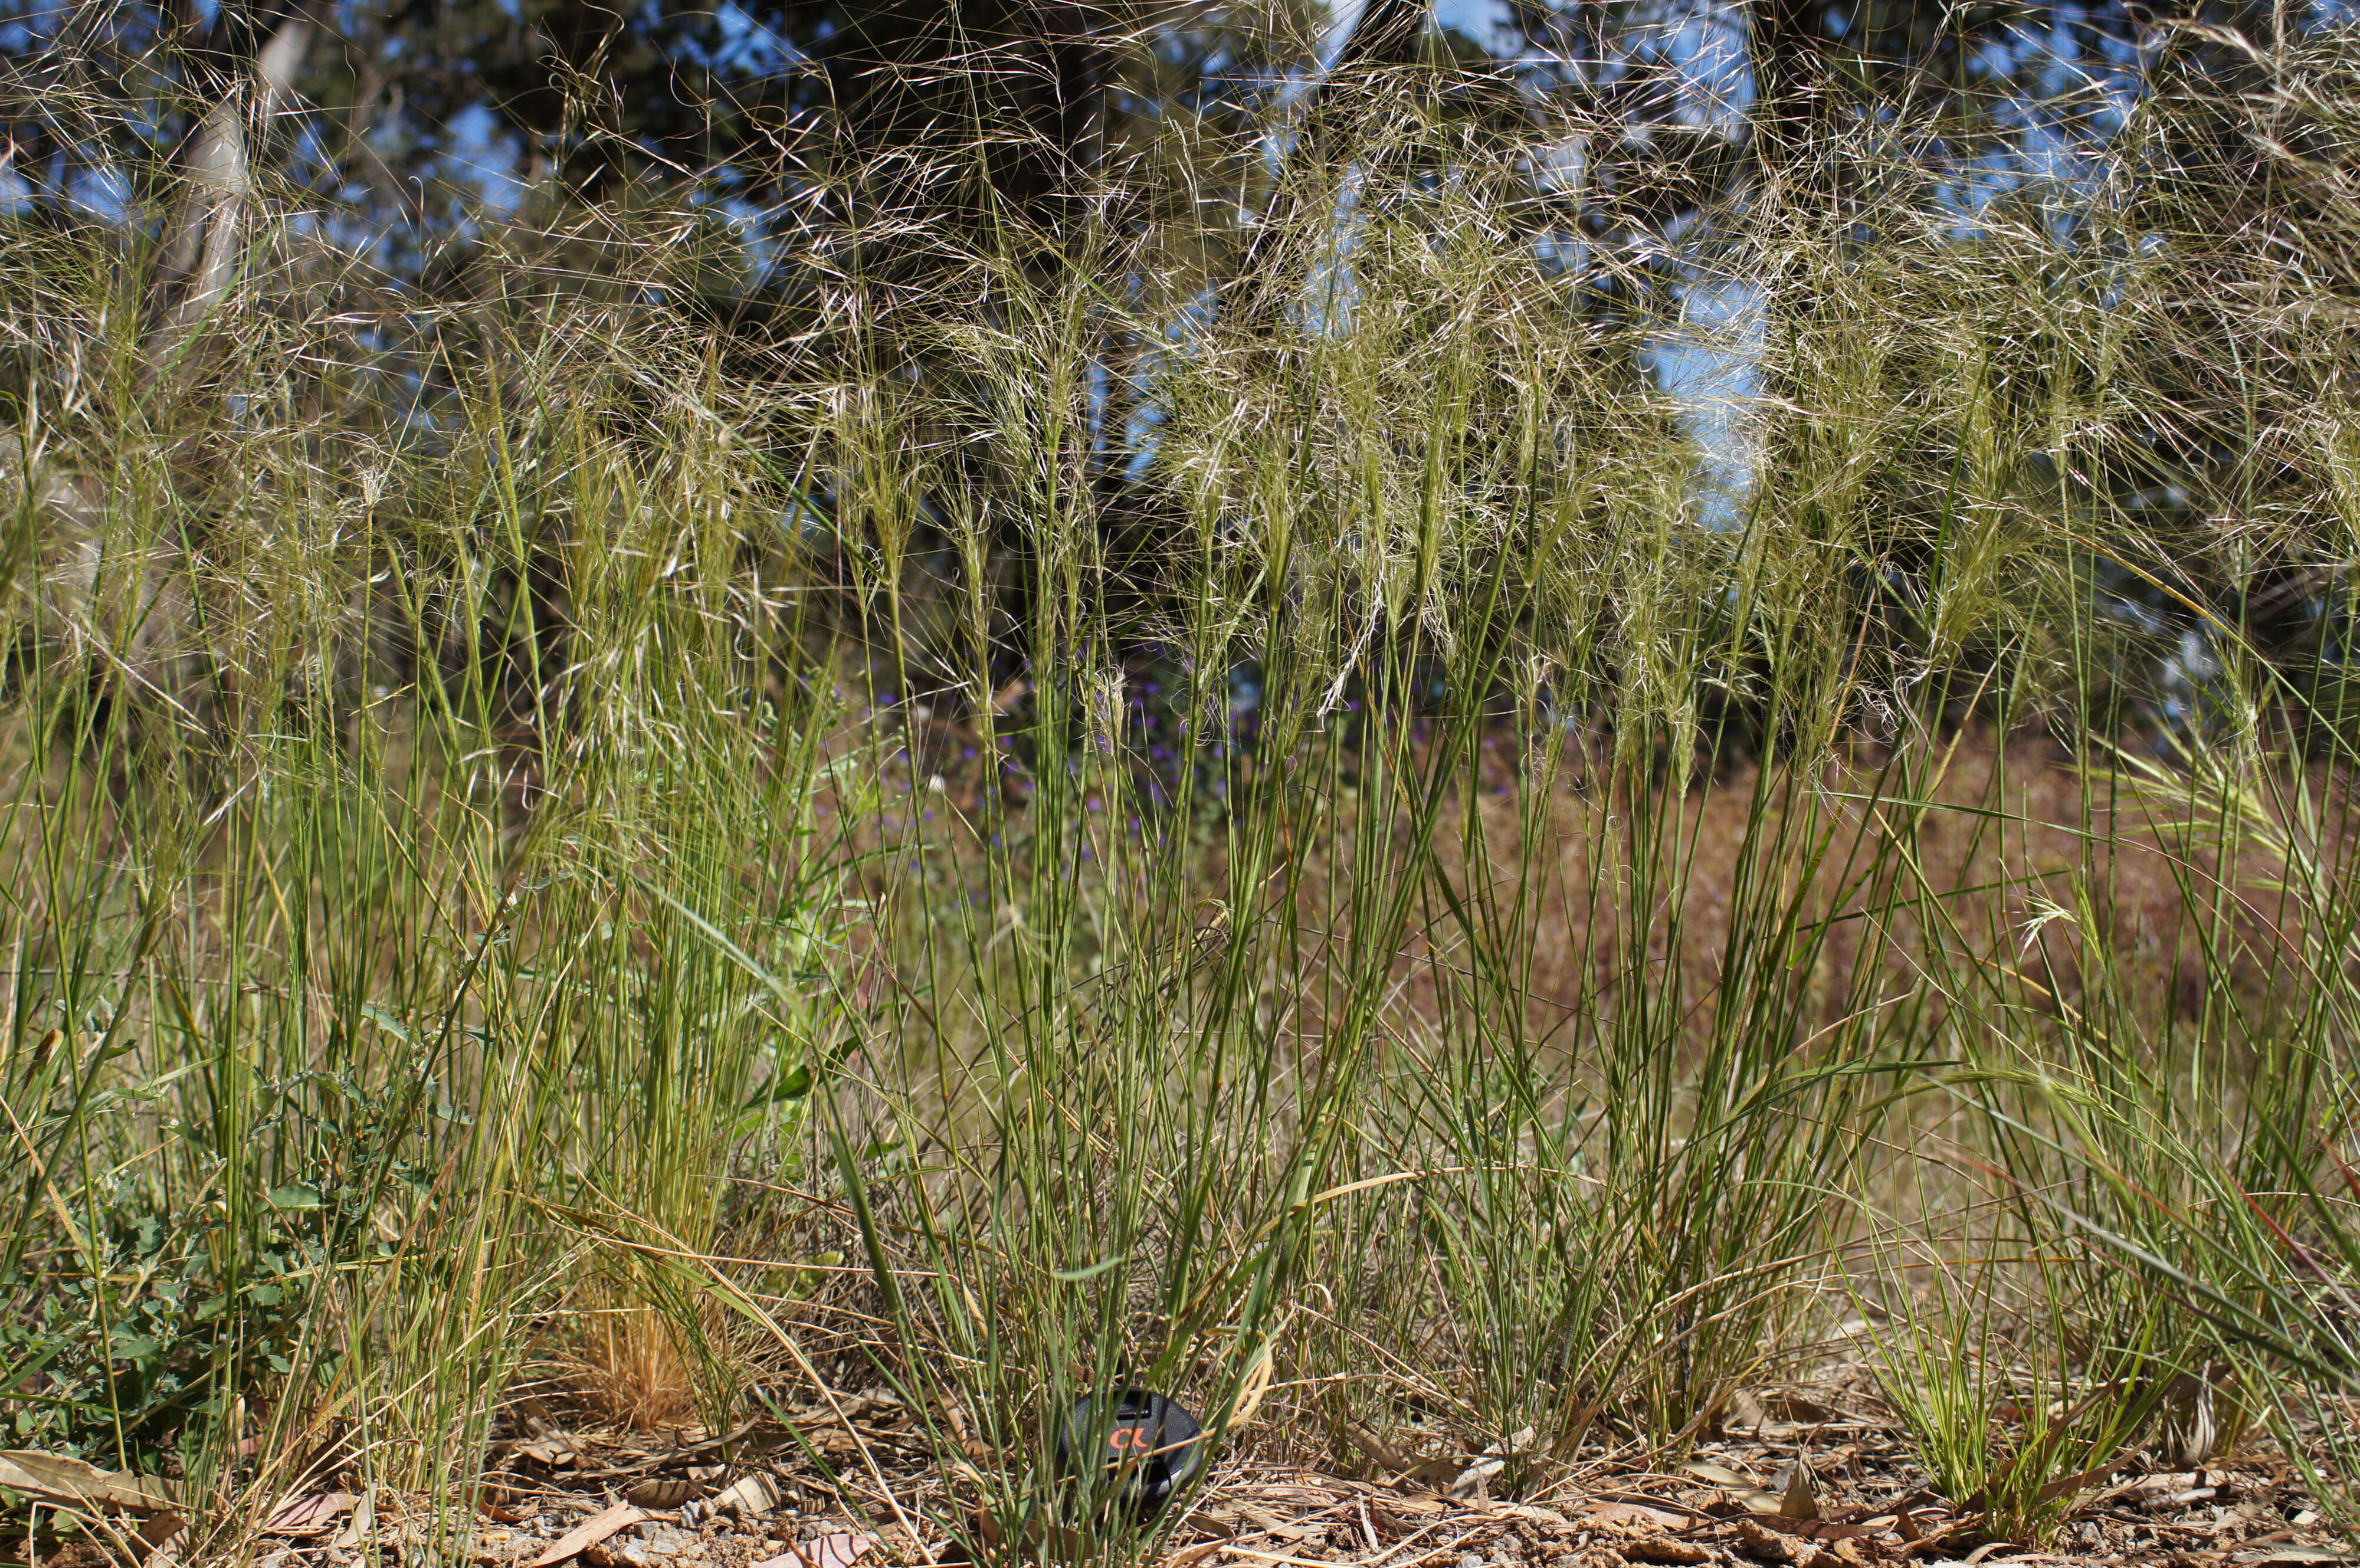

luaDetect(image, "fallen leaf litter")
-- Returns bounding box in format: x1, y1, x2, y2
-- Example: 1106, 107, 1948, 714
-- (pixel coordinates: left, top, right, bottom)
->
2, 1381, 2347, 1568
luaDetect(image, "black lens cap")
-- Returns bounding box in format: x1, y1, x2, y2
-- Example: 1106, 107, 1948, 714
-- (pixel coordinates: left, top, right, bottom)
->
1057, 1389, 1202, 1512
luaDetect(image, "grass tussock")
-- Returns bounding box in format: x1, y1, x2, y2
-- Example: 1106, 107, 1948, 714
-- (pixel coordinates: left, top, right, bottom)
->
4, 12, 2360, 1566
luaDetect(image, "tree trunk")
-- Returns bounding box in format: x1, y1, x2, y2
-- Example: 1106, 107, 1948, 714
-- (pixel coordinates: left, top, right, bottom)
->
145, 5, 317, 372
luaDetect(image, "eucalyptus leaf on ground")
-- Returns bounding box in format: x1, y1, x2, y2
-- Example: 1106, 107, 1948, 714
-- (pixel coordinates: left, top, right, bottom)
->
0, 1450, 179, 1514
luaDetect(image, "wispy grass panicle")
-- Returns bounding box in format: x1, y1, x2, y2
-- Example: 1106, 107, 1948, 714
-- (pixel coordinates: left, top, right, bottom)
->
6, 9, 2360, 1559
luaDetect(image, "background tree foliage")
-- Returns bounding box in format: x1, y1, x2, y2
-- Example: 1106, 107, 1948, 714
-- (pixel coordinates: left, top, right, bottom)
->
0, 0, 2339, 724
